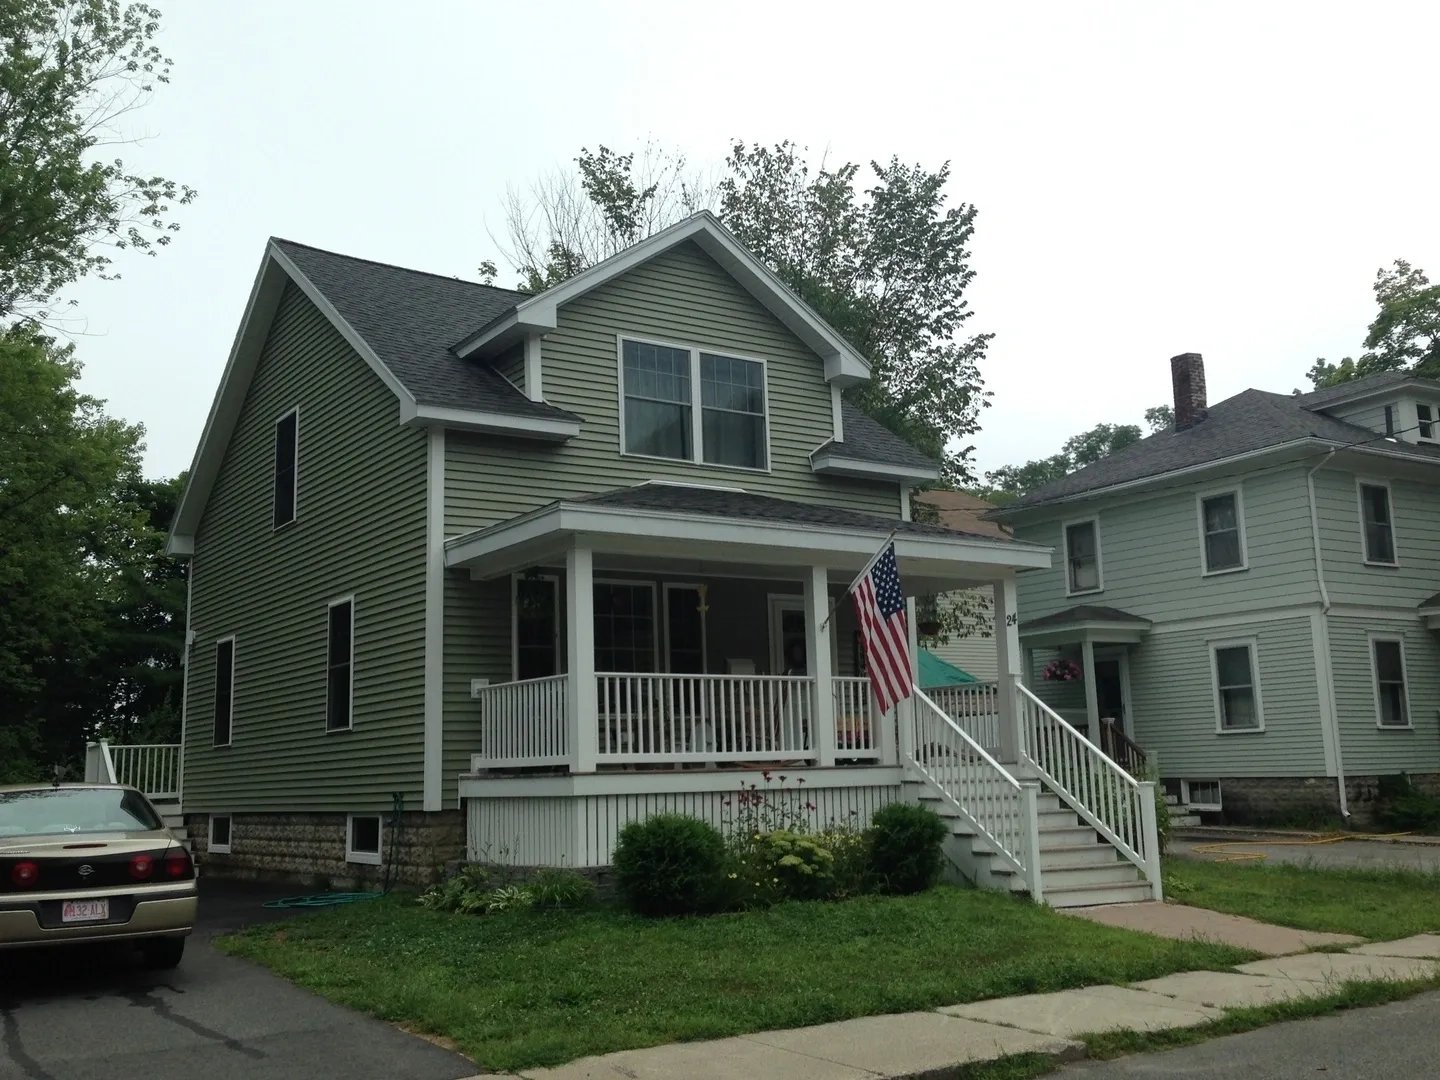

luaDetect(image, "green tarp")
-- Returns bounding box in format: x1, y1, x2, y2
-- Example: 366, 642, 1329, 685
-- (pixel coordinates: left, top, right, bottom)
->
918, 648, 978, 688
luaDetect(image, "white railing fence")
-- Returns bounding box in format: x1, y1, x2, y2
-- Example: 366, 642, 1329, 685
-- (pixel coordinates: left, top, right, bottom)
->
1017, 683, 1162, 898
108, 743, 182, 800
832, 677, 883, 760
596, 673, 815, 763
475, 675, 570, 768
926, 681, 1001, 752
907, 689, 1041, 901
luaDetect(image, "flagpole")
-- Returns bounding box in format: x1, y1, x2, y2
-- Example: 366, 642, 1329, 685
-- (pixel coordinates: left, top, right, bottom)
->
818, 528, 899, 633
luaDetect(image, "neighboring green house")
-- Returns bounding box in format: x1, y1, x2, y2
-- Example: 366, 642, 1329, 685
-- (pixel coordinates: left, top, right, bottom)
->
992, 355, 1440, 823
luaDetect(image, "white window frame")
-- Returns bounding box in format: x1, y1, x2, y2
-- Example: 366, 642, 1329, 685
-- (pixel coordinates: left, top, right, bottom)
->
1355, 477, 1399, 567
615, 335, 773, 474
345, 813, 383, 866
511, 572, 562, 682
272, 406, 300, 531
1195, 487, 1248, 576
208, 814, 233, 854
325, 595, 356, 733
1368, 632, 1412, 730
592, 578, 660, 672
1061, 516, 1103, 596
1416, 402, 1438, 444
1180, 780, 1223, 812
1209, 637, 1265, 734
213, 635, 236, 748
662, 582, 709, 674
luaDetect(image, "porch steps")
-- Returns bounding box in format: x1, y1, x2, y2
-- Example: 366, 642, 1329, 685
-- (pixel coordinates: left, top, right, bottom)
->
1164, 793, 1203, 829
917, 788, 1152, 908
153, 799, 191, 852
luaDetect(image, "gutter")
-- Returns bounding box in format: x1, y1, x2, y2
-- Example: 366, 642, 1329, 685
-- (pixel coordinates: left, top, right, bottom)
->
1306, 448, 1348, 819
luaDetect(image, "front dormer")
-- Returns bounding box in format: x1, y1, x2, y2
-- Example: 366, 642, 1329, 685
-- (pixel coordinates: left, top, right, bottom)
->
1300, 372, 1440, 446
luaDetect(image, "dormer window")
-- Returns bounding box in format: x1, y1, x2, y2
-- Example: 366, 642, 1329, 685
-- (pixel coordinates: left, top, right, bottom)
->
1383, 404, 1395, 436
1418, 404, 1437, 442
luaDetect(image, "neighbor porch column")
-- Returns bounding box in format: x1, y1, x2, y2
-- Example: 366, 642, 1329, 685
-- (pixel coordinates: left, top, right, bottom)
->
566, 543, 598, 773
804, 565, 837, 767
1081, 636, 1100, 746
994, 574, 1023, 763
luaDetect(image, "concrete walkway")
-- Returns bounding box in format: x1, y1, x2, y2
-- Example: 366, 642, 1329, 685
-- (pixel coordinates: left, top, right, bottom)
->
1062, 900, 1363, 955
500, 932, 1440, 1080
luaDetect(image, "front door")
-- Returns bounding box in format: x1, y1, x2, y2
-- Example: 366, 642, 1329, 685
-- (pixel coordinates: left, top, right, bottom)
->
1093, 657, 1126, 733
768, 596, 808, 675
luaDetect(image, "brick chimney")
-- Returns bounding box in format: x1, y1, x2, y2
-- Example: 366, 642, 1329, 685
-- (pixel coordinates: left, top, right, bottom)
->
1170, 352, 1208, 430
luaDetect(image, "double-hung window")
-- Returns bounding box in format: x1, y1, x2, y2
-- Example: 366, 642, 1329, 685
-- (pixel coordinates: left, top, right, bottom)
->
1371, 637, 1411, 728
1199, 491, 1245, 573
1358, 482, 1397, 565
1211, 641, 1262, 732
326, 598, 354, 731
1064, 519, 1101, 594
1417, 403, 1436, 443
620, 338, 768, 470
273, 409, 298, 529
593, 582, 656, 672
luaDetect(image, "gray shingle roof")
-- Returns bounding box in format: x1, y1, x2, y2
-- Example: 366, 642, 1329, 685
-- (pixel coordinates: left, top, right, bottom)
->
1419, 591, 1440, 611
996, 387, 1440, 513
573, 484, 1023, 545
272, 239, 578, 422
813, 404, 940, 470
1020, 605, 1151, 631
1295, 370, 1425, 409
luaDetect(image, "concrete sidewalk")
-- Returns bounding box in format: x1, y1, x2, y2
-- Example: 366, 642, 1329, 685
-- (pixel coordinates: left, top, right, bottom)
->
1061, 900, 1363, 955
499, 933, 1440, 1080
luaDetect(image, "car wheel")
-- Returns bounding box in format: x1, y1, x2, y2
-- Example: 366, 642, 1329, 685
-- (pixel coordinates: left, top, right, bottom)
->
139, 937, 185, 969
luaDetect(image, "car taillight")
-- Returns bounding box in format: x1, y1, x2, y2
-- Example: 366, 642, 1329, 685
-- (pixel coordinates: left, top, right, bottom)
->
129, 854, 155, 880
9, 861, 38, 889
164, 851, 192, 878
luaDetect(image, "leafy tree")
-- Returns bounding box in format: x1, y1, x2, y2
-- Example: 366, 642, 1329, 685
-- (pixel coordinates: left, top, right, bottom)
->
1307, 260, 1440, 389
1144, 404, 1173, 432
981, 417, 1160, 500
0, 0, 195, 322
494, 141, 991, 485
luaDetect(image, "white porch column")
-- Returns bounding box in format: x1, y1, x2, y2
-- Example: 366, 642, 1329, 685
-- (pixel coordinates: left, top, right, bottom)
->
994, 574, 1023, 763
804, 565, 837, 767
897, 596, 920, 763
1081, 636, 1100, 746
566, 543, 598, 773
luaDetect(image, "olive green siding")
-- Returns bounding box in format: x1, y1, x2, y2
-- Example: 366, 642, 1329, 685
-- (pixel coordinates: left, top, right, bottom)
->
1312, 467, 1440, 608
185, 283, 428, 814
1128, 618, 1326, 776
1328, 615, 1440, 775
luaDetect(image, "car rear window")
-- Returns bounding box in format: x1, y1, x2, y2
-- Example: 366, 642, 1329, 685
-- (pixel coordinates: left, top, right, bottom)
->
0, 788, 163, 838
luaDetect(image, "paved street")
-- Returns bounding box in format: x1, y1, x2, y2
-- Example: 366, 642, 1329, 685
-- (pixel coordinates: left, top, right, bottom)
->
0, 880, 476, 1080
1060, 990, 1440, 1078
1173, 834, 1440, 872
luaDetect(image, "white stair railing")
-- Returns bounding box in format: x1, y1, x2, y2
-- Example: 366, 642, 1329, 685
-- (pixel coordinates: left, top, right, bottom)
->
108, 744, 181, 799
908, 689, 1042, 901
927, 681, 1001, 753
1017, 683, 1162, 899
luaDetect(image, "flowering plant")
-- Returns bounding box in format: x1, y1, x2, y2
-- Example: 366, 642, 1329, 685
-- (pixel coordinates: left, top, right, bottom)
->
1043, 658, 1082, 681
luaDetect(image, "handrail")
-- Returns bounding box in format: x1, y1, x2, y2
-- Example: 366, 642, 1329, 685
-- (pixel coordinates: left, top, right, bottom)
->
1099, 718, 1148, 778
1018, 684, 1162, 898
907, 689, 1041, 901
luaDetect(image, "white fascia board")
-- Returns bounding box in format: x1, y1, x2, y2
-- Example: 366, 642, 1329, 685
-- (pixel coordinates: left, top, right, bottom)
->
452, 308, 557, 359
810, 450, 940, 484
1307, 382, 1420, 413
399, 401, 580, 441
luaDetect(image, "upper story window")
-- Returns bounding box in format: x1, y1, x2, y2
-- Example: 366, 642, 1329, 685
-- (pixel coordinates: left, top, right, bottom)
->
1211, 640, 1263, 732
213, 637, 235, 747
1358, 481, 1397, 565
620, 338, 768, 470
326, 598, 354, 732
1063, 518, 1101, 594
1383, 404, 1396, 436
1370, 636, 1411, 728
1199, 490, 1246, 573
273, 409, 298, 529
1417, 403, 1437, 443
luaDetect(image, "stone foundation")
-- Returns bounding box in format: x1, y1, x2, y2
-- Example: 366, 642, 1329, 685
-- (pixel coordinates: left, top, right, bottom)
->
187, 810, 464, 889
1189, 774, 1440, 829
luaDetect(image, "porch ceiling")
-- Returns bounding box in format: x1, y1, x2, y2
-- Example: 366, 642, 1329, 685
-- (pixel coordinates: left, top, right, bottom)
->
444, 484, 1051, 591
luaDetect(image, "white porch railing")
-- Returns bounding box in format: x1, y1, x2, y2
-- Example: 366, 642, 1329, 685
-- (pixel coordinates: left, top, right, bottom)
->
833, 677, 883, 760
1017, 683, 1162, 899
596, 673, 815, 763
927, 682, 1001, 752
106, 743, 182, 801
908, 689, 1041, 900
476, 675, 570, 768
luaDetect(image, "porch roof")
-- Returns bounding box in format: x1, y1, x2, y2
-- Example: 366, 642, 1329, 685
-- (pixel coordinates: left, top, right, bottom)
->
1019, 605, 1152, 648
444, 483, 1051, 590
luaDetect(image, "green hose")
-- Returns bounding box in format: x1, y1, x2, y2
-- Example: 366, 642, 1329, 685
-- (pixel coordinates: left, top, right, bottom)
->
261, 892, 381, 909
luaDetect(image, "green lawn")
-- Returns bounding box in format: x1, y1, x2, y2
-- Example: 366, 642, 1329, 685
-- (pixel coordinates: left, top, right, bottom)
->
1166, 858, 1440, 940
217, 887, 1251, 1072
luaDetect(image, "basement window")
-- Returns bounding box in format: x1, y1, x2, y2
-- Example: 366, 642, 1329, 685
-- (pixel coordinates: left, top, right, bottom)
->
209, 815, 232, 854
1182, 780, 1222, 811
346, 814, 382, 866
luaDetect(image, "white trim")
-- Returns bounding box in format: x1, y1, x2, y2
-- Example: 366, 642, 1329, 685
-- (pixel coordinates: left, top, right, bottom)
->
459, 764, 904, 800
422, 428, 445, 811
1061, 516, 1103, 596
1196, 486, 1248, 576
1179, 780, 1223, 812
1208, 636, 1265, 734
523, 333, 544, 402
397, 401, 580, 441
1355, 477, 1400, 567
325, 595, 357, 733
213, 636, 236, 748
615, 335, 774, 474
1367, 632, 1413, 730
345, 813, 383, 866
272, 406, 300, 531
808, 450, 941, 483
899, 485, 912, 522
831, 385, 844, 441
1327, 604, 1430, 621
207, 814, 232, 854
593, 577, 660, 672
1416, 402, 1438, 444
1149, 603, 1319, 635
510, 572, 561, 681
1310, 612, 1340, 777
661, 582, 709, 674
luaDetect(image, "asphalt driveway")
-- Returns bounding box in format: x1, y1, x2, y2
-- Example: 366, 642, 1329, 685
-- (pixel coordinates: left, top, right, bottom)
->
0, 879, 478, 1080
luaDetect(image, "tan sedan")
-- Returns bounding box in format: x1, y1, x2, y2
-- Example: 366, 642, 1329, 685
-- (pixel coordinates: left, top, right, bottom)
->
0, 783, 198, 967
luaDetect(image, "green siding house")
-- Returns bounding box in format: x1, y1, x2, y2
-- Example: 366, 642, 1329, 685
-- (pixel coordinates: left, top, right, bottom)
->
994, 356, 1440, 823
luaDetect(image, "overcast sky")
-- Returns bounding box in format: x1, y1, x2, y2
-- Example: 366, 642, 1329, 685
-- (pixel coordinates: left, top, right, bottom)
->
63, 1, 1440, 483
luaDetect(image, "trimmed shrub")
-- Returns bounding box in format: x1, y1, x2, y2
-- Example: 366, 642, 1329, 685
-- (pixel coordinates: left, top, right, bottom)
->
612, 813, 726, 916
868, 802, 949, 894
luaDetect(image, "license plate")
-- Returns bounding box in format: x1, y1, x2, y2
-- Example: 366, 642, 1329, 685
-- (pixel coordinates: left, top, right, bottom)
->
61, 899, 110, 923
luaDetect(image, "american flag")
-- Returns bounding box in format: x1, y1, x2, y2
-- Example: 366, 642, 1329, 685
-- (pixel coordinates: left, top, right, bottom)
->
851, 542, 913, 713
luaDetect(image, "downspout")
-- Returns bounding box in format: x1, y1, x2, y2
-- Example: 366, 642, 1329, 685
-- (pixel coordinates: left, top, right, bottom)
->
1306, 450, 1348, 818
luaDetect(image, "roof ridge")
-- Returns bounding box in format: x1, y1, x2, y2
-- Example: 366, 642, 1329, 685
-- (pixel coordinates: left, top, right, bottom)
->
270, 237, 527, 301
